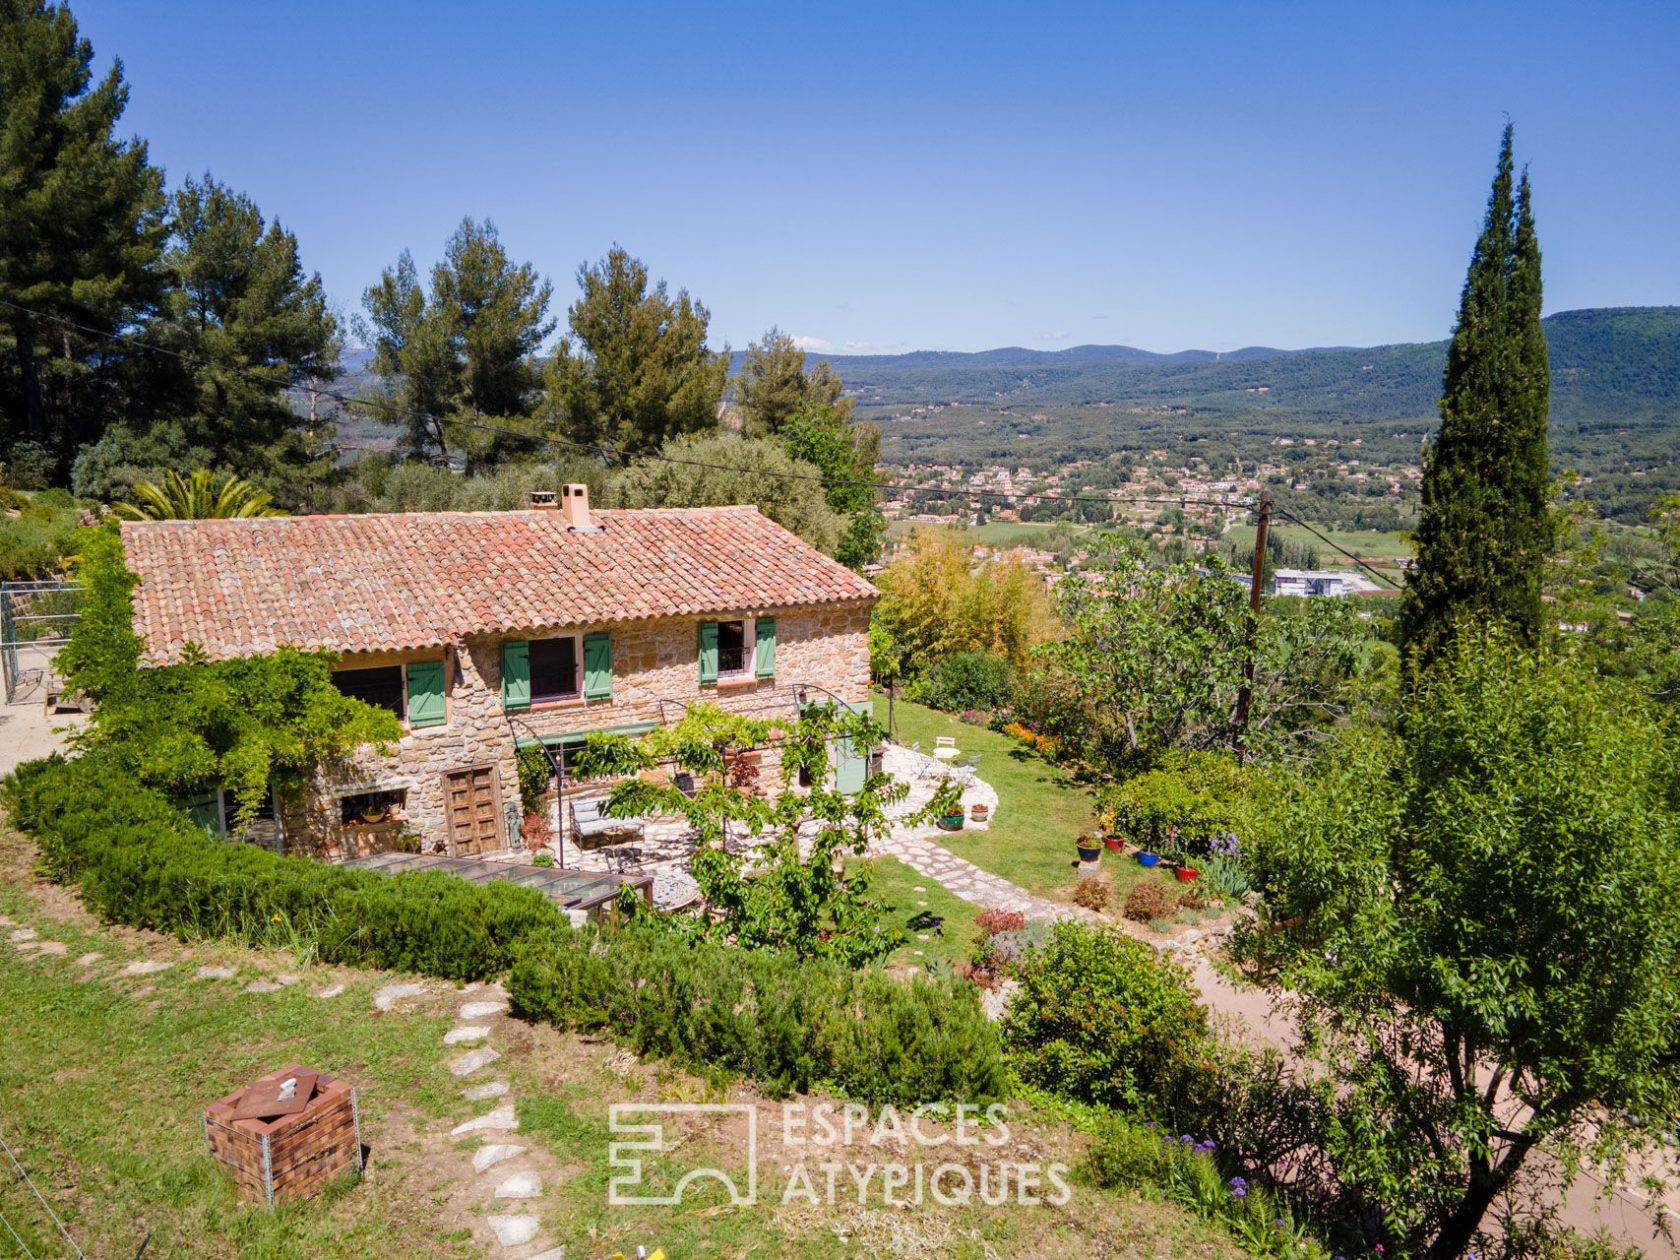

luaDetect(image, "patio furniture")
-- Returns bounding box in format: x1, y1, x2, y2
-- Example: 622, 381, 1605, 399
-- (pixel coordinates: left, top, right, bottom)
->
604, 845, 644, 873
951, 754, 982, 787
570, 796, 647, 843
934, 736, 959, 758
674, 772, 699, 799
910, 740, 945, 782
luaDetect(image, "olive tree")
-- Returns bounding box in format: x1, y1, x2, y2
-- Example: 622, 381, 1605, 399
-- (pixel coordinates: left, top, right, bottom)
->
1238, 633, 1680, 1257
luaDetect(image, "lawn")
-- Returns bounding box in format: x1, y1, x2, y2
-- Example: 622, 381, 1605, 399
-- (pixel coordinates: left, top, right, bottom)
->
875, 692, 1110, 901
853, 853, 983, 973
1224, 520, 1412, 565
0, 825, 1248, 1259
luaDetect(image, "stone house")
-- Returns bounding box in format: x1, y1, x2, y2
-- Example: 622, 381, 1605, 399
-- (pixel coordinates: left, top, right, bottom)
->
120, 486, 878, 859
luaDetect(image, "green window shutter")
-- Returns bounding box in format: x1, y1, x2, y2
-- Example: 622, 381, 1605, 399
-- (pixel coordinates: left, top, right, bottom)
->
583, 633, 613, 700
406, 660, 446, 728
502, 639, 531, 711
697, 621, 719, 686
754, 617, 777, 680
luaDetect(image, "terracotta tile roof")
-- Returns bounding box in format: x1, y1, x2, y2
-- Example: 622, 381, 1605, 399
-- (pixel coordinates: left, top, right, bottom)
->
121, 506, 879, 664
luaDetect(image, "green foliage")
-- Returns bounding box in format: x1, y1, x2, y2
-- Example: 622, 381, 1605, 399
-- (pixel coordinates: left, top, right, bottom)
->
343, 455, 608, 514
734, 327, 856, 435
1086, 1116, 1331, 1260
1002, 920, 1208, 1113
58, 526, 400, 821
1098, 750, 1265, 855
110, 468, 284, 520
1401, 127, 1554, 666
362, 217, 555, 466
515, 742, 553, 817
1, 0, 167, 481
545, 246, 729, 458
507, 923, 1008, 1106
904, 649, 1016, 712
0, 487, 84, 579
779, 400, 884, 569
873, 527, 1057, 673
1027, 537, 1367, 769
572, 702, 957, 966
607, 431, 844, 555
4, 752, 562, 980
1238, 634, 1680, 1255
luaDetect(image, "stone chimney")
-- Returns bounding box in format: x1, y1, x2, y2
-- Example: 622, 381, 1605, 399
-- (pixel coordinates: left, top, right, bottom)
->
528, 489, 556, 510
560, 483, 598, 532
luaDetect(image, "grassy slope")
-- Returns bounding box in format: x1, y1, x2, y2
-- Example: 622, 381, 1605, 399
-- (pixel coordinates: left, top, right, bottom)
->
0, 827, 1245, 1259
1223, 521, 1413, 563
855, 853, 983, 972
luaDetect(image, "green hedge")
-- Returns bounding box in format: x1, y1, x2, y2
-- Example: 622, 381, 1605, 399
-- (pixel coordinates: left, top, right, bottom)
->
6, 752, 1009, 1106
6, 754, 560, 980
507, 927, 1009, 1105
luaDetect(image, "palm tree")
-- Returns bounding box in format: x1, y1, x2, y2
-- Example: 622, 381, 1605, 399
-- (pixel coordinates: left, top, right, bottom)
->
111, 470, 285, 520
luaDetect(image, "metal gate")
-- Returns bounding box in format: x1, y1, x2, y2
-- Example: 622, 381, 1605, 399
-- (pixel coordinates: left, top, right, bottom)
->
1, 580, 82, 704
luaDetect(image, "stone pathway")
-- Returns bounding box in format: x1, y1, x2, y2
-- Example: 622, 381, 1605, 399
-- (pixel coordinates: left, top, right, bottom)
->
424, 983, 563, 1257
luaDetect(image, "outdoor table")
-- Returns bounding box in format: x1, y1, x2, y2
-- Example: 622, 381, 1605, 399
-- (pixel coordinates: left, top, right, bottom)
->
933, 746, 962, 760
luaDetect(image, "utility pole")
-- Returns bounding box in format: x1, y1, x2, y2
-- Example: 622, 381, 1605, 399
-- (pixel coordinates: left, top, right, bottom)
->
1233, 490, 1272, 762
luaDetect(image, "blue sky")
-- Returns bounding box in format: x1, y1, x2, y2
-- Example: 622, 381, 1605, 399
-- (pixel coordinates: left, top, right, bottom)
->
73, 0, 1679, 355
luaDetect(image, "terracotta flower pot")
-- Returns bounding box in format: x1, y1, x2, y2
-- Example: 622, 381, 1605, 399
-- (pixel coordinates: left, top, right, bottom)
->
970, 804, 990, 822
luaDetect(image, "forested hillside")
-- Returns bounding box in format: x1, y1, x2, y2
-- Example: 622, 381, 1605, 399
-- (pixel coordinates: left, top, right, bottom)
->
841, 308, 1680, 494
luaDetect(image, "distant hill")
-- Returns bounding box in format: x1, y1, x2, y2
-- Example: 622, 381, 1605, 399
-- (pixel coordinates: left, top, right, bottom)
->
825, 309, 1680, 503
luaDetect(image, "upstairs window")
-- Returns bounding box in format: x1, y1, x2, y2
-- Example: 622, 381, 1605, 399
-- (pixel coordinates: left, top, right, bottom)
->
529, 636, 581, 703
334, 665, 405, 720
716, 619, 749, 677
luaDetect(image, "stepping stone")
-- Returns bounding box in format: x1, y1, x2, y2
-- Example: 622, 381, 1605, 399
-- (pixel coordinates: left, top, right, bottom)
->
494, 1171, 541, 1199
195, 965, 237, 980
8, 928, 38, 943
527, 1249, 566, 1260
122, 960, 170, 975
451, 1104, 517, 1136
443, 1025, 489, 1046
373, 981, 428, 1011
472, 1142, 524, 1172
275, 973, 300, 986
245, 980, 282, 994
316, 983, 346, 999
459, 999, 508, 1020
30, 941, 68, 957
75, 952, 102, 966
487, 1216, 539, 1247
912, 887, 925, 892
0, 915, 14, 927
448, 1047, 500, 1077
462, 1081, 508, 1102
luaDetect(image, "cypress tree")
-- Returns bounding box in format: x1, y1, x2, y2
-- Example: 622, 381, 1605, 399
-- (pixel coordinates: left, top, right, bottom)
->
1399, 126, 1553, 665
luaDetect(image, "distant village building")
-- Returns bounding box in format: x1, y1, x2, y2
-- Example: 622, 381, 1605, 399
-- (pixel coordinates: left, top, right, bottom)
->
1273, 569, 1351, 598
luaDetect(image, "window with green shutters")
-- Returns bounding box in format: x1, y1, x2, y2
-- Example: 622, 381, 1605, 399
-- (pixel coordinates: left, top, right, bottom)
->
406, 660, 447, 728
698, 621, 719, 685
583, 633, 613, 700
502, 639, 531, 711
755, 617, 777, 680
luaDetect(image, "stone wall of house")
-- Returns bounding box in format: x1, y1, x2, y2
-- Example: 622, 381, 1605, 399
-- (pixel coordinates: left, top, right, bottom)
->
279, 600, 874, 859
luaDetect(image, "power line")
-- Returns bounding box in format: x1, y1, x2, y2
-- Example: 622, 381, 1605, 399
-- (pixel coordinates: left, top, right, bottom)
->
0, 1134, 82, 1260
0, 1207, 37, 1260
0, 296, 1255, 516
1271, 508, 1405, 590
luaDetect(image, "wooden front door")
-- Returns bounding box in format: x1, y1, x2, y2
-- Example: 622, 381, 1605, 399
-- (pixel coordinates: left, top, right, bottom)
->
443, 764, 505, 855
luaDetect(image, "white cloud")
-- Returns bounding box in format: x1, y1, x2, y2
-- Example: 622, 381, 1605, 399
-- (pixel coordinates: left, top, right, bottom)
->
790, 335, 832, 352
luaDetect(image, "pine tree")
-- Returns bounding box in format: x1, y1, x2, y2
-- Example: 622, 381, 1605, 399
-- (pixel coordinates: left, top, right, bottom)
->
0, 0, 167, 480
734, 327, 855, 435
544, 247, 729, 458
1399, 126, 1553, 665
362, 219, 554, 467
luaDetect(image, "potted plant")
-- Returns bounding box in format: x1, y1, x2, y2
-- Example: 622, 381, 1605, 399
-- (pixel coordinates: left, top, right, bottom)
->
1136, 850, 1161, 867
1175, 865, 1200, 883
937, 809, 966, 832
970, 802, 990, 823
1076, 835, 1102, 863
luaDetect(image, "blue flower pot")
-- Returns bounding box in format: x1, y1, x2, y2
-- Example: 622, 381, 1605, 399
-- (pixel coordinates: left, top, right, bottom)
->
1137, 852, 1161, 867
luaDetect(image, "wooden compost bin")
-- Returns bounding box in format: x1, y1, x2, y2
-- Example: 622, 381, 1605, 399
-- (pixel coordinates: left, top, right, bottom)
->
203, 1065, 362, 1206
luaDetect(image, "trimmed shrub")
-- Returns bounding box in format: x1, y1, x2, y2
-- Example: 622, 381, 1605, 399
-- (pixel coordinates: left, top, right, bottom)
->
1002, 920, 1207, 1112
906, 650, 1015, 713
7, 752, 1010, 1107
1071, 879, 1112, 911
1123, 879, 1175, 923
974, 907, 1026, 936
507, 927, 1008, 1106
